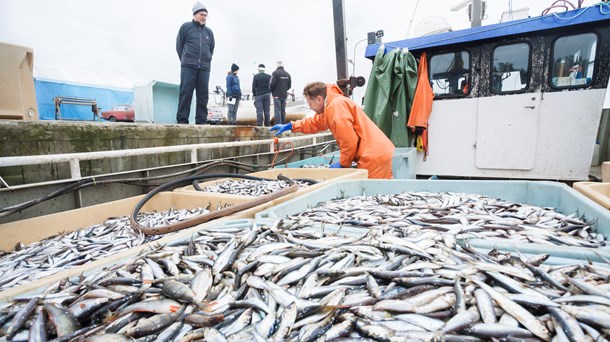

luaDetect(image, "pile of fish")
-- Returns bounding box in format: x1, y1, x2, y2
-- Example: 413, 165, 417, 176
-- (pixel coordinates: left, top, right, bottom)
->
1, 219, 609, 341
286, 191, 607, 248
301, 164, 331, 169
200, 179, 311, 196
300, 161, 357, 168
0, 208, 209, 291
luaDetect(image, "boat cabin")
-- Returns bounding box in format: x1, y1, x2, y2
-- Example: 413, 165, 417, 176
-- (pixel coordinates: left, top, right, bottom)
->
365, 5, 610, 180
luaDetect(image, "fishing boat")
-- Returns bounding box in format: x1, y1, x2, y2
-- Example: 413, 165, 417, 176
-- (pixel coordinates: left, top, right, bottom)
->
208, 87, 311, 125
365, 3, 610, 181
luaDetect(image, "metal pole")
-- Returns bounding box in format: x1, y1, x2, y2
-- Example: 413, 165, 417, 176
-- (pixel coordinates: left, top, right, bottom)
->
352, 38, 367, 76
332, 0, 349, 95
471, 0, 482, 27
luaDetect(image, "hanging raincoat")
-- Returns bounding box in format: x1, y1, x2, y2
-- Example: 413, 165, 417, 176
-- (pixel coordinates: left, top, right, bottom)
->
407, 52, 434, 159
292, 84, 395, 179
363, 46, 417, 147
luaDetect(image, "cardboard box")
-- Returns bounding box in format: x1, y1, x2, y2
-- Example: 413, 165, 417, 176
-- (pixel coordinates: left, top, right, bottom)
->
602, 161, 610, 182
573, 181, 610, 210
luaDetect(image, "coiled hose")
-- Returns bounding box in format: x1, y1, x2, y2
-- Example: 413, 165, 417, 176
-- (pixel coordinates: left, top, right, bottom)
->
129, 173, 306, 235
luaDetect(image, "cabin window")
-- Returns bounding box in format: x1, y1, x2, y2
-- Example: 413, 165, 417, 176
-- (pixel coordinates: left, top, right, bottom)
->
491, 43, 530, 93
551, 33, 597, 88
429, 51, 470, 97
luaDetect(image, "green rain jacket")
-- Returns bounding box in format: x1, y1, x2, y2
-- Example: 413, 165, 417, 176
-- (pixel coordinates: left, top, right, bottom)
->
363, 46, 417, 147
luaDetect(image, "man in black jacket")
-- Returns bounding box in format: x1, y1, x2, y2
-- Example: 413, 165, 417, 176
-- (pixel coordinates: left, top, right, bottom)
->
252, 64, 271, 126
270, 61, 292, 124
175, 2, 215, 124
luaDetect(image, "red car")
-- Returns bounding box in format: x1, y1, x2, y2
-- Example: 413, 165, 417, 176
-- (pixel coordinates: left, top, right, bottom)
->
101, 104, 135, 122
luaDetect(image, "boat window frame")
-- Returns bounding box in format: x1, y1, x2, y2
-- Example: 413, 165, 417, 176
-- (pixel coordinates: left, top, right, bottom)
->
428, 50, 472, 98
549, 31, 599, 90
489, 41, 532, 95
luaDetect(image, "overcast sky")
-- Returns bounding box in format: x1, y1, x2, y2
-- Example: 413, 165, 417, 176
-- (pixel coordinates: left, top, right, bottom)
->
0, 0, 599, 101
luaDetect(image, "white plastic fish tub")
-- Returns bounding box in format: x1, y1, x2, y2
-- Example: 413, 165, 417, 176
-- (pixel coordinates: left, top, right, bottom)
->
173, 168, 368, 204
255, 179, 610, 262
0, 193, 270, 300
274, 147, 417, 179
0, 219, 255, 302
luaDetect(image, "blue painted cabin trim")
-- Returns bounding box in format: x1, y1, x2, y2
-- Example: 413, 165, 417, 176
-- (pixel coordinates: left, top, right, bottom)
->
365, 4, 610, 59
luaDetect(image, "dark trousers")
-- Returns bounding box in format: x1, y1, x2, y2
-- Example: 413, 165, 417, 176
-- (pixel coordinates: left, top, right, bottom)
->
227, 97, 240, 125
177, 66, 210, 124
273, 97, 287, 124
254, 93, 271, 126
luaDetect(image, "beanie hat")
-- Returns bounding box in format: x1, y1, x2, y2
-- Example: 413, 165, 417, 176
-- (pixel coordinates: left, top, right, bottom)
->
231, 63, 239, 72
192, 2, 207, 15
277, 61, 284, 68
258, 63, 265, 71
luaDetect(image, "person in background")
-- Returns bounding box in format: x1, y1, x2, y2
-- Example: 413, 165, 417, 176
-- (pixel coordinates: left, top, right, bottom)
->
226, 63, 241, 125
270, 82, 395, 179
176, 2, 215, 125
270, 61, 292, 124
252, 63, 272, 127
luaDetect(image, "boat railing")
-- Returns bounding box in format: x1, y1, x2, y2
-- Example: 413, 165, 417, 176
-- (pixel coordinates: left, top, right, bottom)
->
0, 133, 333, 186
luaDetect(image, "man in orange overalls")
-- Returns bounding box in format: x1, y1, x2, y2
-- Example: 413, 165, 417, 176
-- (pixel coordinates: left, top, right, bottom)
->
270, 82, 395, 179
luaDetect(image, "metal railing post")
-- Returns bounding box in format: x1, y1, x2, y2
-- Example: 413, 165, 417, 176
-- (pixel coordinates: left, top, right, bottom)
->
69, 159, 81, 180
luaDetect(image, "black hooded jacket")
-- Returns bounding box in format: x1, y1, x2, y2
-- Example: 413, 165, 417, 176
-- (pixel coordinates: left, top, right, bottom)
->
176, 20, 215, 70
270, 67, 292, 98
252, 72, 271, 96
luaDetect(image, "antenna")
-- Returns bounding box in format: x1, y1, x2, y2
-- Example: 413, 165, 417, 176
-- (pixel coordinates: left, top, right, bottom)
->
451, 0, 471, 11
451, 0, 485, 27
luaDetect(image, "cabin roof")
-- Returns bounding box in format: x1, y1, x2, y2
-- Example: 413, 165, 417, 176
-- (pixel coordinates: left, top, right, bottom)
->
365, 5, 610, 59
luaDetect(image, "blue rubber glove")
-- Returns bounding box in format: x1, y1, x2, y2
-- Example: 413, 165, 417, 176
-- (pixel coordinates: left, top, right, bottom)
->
329, 162, 342, 168
270, 122, 292, 136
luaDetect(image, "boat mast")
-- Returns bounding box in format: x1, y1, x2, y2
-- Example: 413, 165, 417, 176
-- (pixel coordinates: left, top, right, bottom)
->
331, 0, 349, 96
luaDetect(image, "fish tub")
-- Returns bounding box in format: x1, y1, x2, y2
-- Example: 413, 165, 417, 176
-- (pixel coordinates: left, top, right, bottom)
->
275, 147, 417, 179
0, 193, 268, 299
0, 219, 255, 301
573, 181, 610, 210
255, 179, 610, 262
174, 168, 368, 204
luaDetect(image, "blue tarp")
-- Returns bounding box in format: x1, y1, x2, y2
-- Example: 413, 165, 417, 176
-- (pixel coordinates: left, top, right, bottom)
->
34, 79, 133, 121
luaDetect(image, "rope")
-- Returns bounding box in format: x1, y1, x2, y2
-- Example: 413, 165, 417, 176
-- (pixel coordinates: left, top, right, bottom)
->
270, 138, 295, 168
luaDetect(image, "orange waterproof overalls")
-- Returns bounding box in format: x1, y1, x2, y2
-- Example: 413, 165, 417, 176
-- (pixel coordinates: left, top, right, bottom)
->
292, 84, 395, 179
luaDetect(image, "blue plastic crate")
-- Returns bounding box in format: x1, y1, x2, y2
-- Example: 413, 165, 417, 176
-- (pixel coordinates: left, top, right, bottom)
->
273, 155, 336, 169
255, 179, 610, 262
274, 147, 417, 179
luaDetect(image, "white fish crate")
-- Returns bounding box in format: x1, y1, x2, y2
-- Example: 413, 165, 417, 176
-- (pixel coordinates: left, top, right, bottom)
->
255, 179, 610, 262
174, 168, 368, 202
0, 219, 255, 302
0, 193, 269, 300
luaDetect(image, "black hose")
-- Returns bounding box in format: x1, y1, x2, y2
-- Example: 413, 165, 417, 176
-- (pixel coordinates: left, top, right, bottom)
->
0, 160, 260, 218
130, 173, 300, 235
